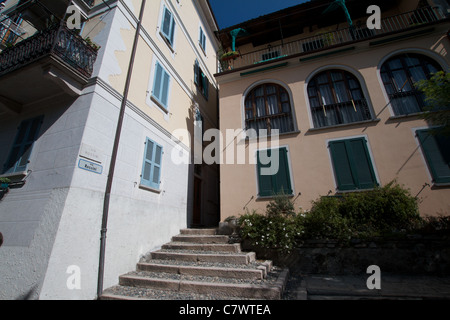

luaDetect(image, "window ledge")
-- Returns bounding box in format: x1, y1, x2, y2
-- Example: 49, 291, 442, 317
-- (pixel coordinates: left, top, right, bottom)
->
139, 184, 162, 194
159, 31, 175, 53
150, 95, 169, 114
256, 194, 295, 201
245, 130, 301, 142
431, 182, 450, 189
307, 118, 380, 133
387, 112, 424, 121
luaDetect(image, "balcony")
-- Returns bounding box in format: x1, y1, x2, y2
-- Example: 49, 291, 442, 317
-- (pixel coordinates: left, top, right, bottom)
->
0, 13, 25, 49
0, 23, 98, 115
218, 6, 449, 73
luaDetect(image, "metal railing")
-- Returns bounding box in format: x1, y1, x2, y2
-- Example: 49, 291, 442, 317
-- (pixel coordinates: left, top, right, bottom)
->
219, 6, 447, 72
0, 14, 25, 48
311, 99, 372, 128
0, 23, 98, 78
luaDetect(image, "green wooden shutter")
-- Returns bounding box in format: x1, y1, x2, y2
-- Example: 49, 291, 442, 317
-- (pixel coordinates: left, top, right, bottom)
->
273, 147, 292, 195
152, 62, 170, 109
348, 138, 378, 189
257, 149, 274, 197
161, 7, 175, 45
194, 59, 200, 86
4, 116, 43, 174
201, 72, 209, 100
160, 71, 170, 108
417, 130, 450, 184
257, 147, 292, 197
199, 27, 206, 51
141, 138, 163, 189
329, 140, 357, 191
329, 138, 377, 191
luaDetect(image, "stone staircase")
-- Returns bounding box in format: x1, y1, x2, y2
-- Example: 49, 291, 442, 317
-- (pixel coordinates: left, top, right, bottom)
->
101, 228, 289, 300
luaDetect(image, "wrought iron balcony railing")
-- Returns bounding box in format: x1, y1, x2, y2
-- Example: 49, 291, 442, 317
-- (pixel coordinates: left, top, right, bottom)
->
311, 99, 372, 129
219, 6, 448, 72
0, 23, 98, 78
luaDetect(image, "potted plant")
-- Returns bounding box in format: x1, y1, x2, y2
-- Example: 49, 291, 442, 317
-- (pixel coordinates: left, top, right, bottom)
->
85, 37, 101, 52
220, 50, 240, 61
0, 177, 10, 189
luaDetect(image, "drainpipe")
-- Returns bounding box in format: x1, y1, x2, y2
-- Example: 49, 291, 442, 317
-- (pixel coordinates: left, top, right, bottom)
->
96, 0, 146, 299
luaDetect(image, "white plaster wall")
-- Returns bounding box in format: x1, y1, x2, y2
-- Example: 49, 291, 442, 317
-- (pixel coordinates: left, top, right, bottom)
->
0, 93, 94, 299
39, 80, 190, 299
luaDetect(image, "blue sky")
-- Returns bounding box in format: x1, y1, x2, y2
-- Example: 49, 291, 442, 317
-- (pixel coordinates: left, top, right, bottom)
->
209, 0, 310, 29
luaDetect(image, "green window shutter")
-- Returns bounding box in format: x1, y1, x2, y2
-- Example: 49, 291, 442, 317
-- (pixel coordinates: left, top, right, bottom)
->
257, 147, 292, 197
329, 138, 377, 191
273, 147, 293, 195
199, 27, 206, 51
161, 7, 175, 46
4, 116, 43, 174
141, 138, 163, 190
329, 140, 357, 191
194, 59, 200, 86
417, 130, 450, 184
152, 62, 170, 109
160, 71, 171, 107
201, 72, 209, 100
348, 138, 378, 189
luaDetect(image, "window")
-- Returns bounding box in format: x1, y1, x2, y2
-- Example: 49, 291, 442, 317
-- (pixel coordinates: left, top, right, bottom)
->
416, 129, 450, 185
194, 59, 209, 100
328, 137, 378, 191
3, 116, 43, 175
199, 26, 206, 53
152, 61, 171, 110
245, 83, 294, 136
161, 6, 175, 47
380, 53, 442, 116
308, 70, 372, 128
256, 147, 293, 197
141, 138, 163, 190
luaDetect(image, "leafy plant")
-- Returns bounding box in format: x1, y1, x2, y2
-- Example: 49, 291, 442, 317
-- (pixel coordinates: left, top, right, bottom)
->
238, 209, 303, 253
220, 51, 239, 61
85, 37, 101, 52
415, 71, 450, 136
265, 191, 296, 217
0, 178, 11, 184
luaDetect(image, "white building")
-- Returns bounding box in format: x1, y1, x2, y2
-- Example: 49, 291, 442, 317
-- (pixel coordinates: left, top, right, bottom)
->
0, 0, 220, 300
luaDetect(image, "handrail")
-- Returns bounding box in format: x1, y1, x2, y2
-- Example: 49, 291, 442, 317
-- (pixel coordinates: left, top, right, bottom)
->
219, 6, 447, 72
0, 23, 98, 78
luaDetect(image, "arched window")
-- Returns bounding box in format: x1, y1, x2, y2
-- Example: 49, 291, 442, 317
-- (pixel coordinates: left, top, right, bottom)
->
244, 83, 295, 135
380, 53, 442, 116
307, 70, 372, 128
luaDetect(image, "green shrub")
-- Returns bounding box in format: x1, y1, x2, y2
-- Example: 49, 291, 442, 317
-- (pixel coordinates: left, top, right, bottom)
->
265, 192, 296, 217
341, 182, 421, 234
238, 182, 433, 249
238, 209, 302, 252
300, 196, 353, 240
303, 182, 422, 240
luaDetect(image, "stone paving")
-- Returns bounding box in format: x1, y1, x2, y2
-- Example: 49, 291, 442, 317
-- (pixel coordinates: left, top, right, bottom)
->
283, 273, 450, 300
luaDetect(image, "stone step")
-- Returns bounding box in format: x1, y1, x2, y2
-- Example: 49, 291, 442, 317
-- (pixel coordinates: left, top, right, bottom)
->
180, 228, 217, 235
171, 234, 229, 244
162, 242, 241, 253
151, 250, 256, 265
117, 269, 289, 300
137, 262, 265, 280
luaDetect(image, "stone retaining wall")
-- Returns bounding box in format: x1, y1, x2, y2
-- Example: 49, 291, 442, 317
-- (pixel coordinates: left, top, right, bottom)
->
241, 235, 450, 276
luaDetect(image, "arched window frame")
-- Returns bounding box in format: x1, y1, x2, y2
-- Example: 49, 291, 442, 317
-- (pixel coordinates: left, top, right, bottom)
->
306, 69, 373, 129
243, 81, 296, 137
379, 52, 444, 116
